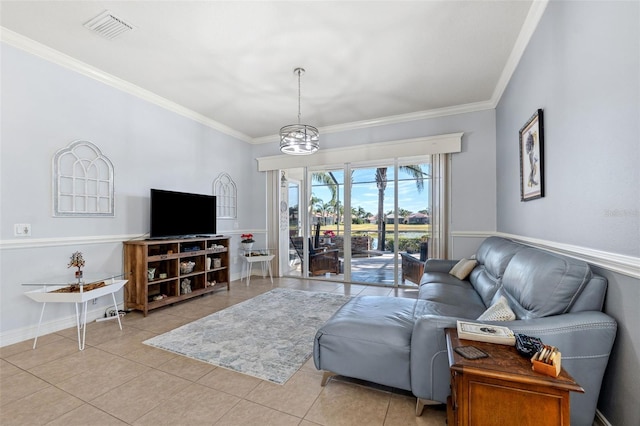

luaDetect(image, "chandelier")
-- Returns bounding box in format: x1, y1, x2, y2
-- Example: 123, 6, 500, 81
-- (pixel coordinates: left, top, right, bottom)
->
279, 67, 319, 155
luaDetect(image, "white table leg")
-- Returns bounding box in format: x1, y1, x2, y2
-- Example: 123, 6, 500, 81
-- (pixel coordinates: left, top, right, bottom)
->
246, 262, 252, 286
111, 292, 122, 330
81, 301, 88, 350
267, 260, 273, 283
32, 302, 46, 349
74, 303, 82, 350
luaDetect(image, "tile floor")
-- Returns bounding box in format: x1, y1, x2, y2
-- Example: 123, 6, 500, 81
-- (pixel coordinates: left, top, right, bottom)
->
0, 277, 447, 425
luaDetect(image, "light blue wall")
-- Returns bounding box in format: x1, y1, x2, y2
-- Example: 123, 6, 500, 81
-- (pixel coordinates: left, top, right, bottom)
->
0, 43, 263, 341
252, 109, 499, 258
496, 1, 639, 425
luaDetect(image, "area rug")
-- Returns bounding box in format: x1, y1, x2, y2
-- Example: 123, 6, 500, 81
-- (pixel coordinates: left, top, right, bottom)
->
143, 288, 350, 384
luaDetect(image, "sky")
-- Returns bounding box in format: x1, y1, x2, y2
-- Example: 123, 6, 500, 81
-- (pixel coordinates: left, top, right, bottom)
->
308, 165, 431, 216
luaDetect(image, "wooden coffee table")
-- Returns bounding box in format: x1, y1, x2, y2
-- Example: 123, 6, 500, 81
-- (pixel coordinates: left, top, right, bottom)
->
445, 328, 584, 426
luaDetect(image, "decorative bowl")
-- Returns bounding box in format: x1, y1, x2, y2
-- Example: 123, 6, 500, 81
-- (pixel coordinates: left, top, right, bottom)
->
180, 261, 195, 274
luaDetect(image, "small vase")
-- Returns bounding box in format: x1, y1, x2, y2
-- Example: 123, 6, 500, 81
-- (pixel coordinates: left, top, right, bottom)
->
206, 257, 212, 270
242, 242, 253, 251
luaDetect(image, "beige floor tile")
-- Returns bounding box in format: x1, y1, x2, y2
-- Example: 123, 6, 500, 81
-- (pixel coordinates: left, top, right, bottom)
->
125, 312, 193, 334
0, 370, 50, 406
0, 386, 84, 426
55, 354, 151, 401
299, 357, 323, 376
0, 358, 23, 380
54, 318, 125, 345
46, 403, 129, 425
0, 332, 65, 358
197, 367, 261, 398
214, 399, 301, 426
121, 341, 178, 367
357, 286, 395, 296
161, 300, 217, 319
305, 380, 391, 426
384, 394, 446, 426
155, 353, 216, 381
95, 328, 157, 357
246, 370, 324, 418
4, 337, 80, 370
132, 383, 240, 426
90, 369, 191, 423
28, 346, 120, 383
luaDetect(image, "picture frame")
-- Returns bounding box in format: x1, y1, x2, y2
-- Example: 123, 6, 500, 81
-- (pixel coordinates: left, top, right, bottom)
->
519, 109, 544, 201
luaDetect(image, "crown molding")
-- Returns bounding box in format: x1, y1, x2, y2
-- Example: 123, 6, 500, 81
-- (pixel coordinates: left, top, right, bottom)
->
252, 101, 494, 145
2, 1, 547, 145
0, 27, 252, 143
490, 0, 549, 106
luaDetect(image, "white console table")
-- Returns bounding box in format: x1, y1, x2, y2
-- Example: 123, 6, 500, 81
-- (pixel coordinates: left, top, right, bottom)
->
23, 274, 127, 350
240, 249, 275, 286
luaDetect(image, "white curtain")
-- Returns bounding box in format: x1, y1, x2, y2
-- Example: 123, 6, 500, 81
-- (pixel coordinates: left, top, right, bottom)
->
429, 154, 449, 259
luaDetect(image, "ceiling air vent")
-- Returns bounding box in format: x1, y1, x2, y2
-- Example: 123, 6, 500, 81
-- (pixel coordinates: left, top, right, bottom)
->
84, 10, 134, 40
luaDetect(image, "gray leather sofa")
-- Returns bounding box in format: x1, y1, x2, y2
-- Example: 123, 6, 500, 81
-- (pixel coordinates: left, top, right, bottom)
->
313, 237, 617, 426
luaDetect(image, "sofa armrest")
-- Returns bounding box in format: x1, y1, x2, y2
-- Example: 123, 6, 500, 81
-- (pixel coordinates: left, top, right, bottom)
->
423, 259, 459, 274
410, 314, 459, 403
410, 311, 617, 426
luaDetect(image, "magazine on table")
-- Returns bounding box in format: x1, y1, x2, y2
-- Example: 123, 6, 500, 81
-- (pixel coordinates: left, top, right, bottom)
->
456, 320, 516, 345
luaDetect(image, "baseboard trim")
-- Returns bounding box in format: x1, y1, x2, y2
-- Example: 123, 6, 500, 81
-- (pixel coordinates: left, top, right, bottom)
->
0, 302, 124, 347
594, 409, 613, 426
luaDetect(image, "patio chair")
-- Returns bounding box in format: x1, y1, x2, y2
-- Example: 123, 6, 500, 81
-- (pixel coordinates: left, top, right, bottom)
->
400, 252, 425, 285
290, 236, 340, 276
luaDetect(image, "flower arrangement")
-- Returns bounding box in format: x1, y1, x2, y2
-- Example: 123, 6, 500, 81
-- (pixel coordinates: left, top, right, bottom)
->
241, 233, 255, 243
323, 230, 336, 238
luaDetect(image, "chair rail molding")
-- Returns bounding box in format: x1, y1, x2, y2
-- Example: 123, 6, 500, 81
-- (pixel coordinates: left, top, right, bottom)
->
495, 232, 639, 280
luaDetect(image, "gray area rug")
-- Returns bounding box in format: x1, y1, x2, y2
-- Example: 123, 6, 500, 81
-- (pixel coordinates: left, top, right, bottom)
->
143, 288, 350, 384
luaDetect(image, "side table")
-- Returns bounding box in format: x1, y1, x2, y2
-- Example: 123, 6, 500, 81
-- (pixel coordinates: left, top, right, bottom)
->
240, 249, 275, 286
23, 274, 127, 350
445, 328, 584, 426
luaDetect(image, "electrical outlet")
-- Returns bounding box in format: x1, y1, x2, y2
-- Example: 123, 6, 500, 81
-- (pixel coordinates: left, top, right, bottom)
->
14, 223, 31, 237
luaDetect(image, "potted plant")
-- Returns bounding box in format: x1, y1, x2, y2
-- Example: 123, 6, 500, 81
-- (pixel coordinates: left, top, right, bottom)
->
323, 230, 335, 245
241, 233, 255, 250
67, 251, 85, 282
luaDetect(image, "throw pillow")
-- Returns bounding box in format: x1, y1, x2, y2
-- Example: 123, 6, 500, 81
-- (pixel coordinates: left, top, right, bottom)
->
449, 258, 477, 280
477, 296, 516, 321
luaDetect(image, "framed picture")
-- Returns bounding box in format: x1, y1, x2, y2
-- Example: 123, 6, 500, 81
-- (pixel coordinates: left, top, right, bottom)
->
519, 109, 544, 201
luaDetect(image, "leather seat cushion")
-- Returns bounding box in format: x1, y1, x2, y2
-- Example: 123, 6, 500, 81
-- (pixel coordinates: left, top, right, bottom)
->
314, 296, 418, 390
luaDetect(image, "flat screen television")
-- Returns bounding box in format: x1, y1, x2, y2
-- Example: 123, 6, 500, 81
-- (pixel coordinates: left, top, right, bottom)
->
150, 189, 217, 239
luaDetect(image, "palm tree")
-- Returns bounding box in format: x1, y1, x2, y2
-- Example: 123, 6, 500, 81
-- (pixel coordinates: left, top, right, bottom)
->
376, 165, 427, 250
312, 172, 341, 230
315, 201, 334, 225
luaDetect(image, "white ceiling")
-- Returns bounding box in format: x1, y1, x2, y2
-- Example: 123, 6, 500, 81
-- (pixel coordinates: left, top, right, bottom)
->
0, 1, 539, 143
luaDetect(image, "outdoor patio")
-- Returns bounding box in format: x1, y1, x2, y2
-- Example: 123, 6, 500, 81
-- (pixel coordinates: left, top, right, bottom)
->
288, 252, 422, 287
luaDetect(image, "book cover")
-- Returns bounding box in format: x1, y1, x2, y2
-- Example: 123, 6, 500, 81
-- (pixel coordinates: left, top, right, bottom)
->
457, 320, 516, 346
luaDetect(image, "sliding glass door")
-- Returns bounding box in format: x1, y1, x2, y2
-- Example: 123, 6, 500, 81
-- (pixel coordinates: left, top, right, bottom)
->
280, 157, 431, 287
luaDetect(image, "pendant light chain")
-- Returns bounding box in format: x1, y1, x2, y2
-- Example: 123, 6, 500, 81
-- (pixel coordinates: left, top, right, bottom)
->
297, 68, 302, 125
